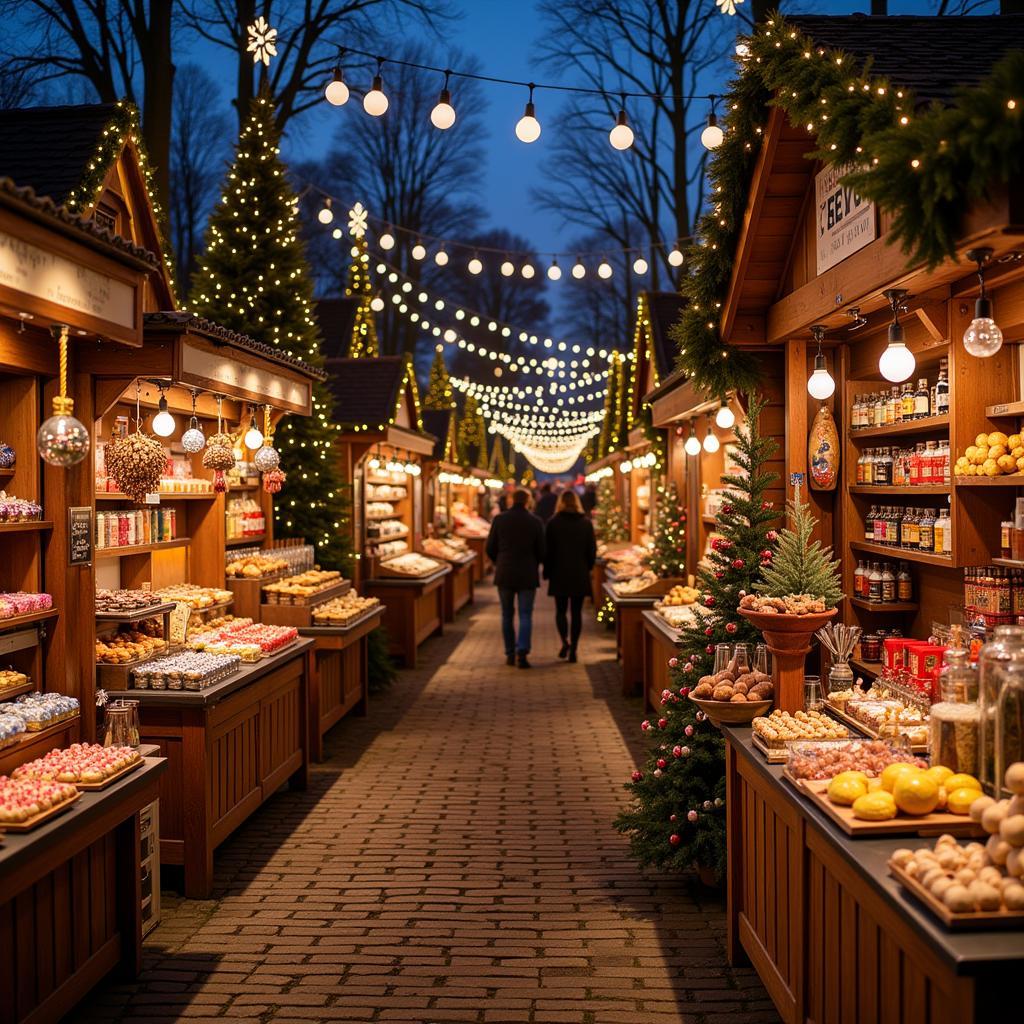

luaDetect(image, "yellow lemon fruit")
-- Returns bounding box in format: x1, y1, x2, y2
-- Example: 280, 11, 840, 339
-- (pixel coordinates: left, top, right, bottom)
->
852, 791, 898, 821
1013, 446, 1024, 459
828, 775, 868, 806
999, 455, 1018, 473
972, 447, 989, 465
867, 777, 884, 793
968, 464, 978, 475
965, 446, 979, 462
945, 773, 981, 793
926, 765, 954, 786
833, 770, 870, 787
990, 444, 1008, 460
1009, 434, 1022, 450
947, 787, 984, 816
893, 773, 940, 816
988, 431, 1009, 447
881, 762, 920, 793
1018, 456, 1024, 472
976, 432, 990, 447
984, 459, 1001, 477
936, 786, 948, 810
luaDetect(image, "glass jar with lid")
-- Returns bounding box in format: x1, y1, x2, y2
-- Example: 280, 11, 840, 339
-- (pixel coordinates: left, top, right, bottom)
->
977, 624, 1024, 793
929, 647, 980, 774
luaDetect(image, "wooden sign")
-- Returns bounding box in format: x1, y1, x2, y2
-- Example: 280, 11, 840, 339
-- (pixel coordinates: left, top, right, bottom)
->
68, 506, 93, 566
815, 164, 876, 275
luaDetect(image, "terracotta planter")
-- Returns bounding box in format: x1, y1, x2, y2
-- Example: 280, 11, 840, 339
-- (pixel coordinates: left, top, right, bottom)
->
737, 606, 838, 713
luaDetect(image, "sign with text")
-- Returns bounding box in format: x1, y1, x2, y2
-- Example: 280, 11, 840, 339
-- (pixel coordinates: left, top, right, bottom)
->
815, 165, 876, 276
68, 506, 93, 566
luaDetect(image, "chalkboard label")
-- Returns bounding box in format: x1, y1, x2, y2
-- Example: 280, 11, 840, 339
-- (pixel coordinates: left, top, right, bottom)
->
68, 506, 93, 566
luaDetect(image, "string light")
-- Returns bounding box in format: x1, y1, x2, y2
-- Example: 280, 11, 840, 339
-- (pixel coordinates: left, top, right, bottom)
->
318, 198, 334, 224
572, 257, 586, 279
430, 71, 456, 129
701, 95, 724, 149
325, 66, 349, 106
609, 100, 634, 150
878, 288, 915, 383
152, 391, 176, 437
467, 253, 483, 275
521, 262, 536, 279
668, 245, 684, 267
963, 247, 1003, 358
411, 240, 427, 260
598, 260, 613, 279
500, 259, 515, 277
702, 418, 720, 453
515, 84, 541, 143
714, 399, 735, 429
632, 255, 648, 275
378, 229, 395, 249
684, 423, 701, 456
806, 325, 835, 400
435, 247, 449, 266
547, 259, 562, 281
364, 59, 389, 116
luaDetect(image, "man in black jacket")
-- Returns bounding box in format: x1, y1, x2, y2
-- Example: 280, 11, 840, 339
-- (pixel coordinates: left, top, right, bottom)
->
534, 482, 557, 523
485, 488, 545, 668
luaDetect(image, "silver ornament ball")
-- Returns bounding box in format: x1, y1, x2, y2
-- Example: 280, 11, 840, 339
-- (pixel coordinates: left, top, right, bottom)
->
38, 412, 90, 467
254, 444, 280, 472
181, 427, 206, 453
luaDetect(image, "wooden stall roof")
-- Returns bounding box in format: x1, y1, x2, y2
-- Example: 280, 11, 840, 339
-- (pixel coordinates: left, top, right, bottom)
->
721, 14, 1024, 348
422, 408, 456, 463
317, 296, 359, 360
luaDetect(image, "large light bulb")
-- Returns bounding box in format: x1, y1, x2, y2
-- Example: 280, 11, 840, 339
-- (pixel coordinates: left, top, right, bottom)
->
547, 260, 562, 281
325, 68, 349, 106
668, 246, 684, 267
572, 258, 586, 279
521, 263, 535, 279
378, 231, 395, 250
632, 256, 648, 275
597, 260, 613, 279
964, 316, 1004, 357
703, 426, 720, 453
715, 401, 735, 429
701, 111, 724, 150
363, 75, 388, 116
411, 242, 426, 261
430, 88, 456, 130
317, 201, 334, 225
244, 414, 264, 450
878, 323, 916, 382
807, 353, 836, 400
435, 248, 449, 266
152, 395, 176, 438
468, 255, 483, 275
370, 296, 385, 312
609, 109, 634, 150
684, 428, 702, 456
515, 100, 541, 143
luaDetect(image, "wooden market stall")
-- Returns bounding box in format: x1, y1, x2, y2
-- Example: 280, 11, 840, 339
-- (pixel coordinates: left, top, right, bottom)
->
690, 14, 1024, 1023
326, 355, 450, 667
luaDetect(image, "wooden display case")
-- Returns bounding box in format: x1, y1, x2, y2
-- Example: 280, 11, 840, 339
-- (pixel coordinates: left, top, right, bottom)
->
440, 552, 477, 621
642, 609, 680, 712
363, 564, 450, 669
602, 580, 660, 697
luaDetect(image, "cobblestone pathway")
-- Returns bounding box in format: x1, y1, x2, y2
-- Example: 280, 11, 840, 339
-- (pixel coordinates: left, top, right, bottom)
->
74, 587, 779, 1024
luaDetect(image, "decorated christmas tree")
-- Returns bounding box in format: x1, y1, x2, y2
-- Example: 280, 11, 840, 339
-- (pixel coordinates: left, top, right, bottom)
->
593, 476, 628, 544
345, 213, 380, 358
190, 91, 353, 572
424, 347, 454, 410
615, 396, 779, 880
647, 481, 686, 578
457, 394, 487, 467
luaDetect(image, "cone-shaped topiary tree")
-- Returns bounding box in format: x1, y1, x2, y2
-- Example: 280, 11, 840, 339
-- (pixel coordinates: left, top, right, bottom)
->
424, 347, 454, 410
646, 480, 686, 578
190, 90, 352, 572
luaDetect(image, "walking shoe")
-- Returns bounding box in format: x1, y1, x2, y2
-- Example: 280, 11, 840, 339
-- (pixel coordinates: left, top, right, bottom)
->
558, 642, 570, 659
517, 654, 532, 669
506, 654, 515, 666
568, 647, 578, 663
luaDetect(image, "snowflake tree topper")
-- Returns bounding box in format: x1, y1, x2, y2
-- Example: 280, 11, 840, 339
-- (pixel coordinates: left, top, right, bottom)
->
247, 17, 278, 66
715, 0, 744, 15
348, 202, 368, 239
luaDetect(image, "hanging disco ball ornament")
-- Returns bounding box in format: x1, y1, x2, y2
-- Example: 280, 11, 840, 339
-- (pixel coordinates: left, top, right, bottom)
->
0, 443, 15, 469
38, 326, 90, 467
181, 390, 206, 452
254, 443, 280, 473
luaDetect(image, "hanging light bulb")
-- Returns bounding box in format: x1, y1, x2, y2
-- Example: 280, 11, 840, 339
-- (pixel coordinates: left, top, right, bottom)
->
597, 260, 613, 279
521, 263, 536, 279
684, 423, 702, 456
243, 409, 264, 450
703, 420, 720, 453
430, 72, 456, 129
434, 247, 449, 266
667, 245, 684, 267
317, 198, 334, 225
515, 84, 541, 143
735, 42, 751, 58
152, 391, 176, 437
378, 229, 395, 250
701, 96, 724, 149
363, 60, 389, 116
547, 258, 562, 281
468, 253, 483, 275
878, 288, 916, 383
806, 325, 836, 400
963, 247, 1004, 357
500, 258, 515, 276
325, 65, 349, 106
632, 255, 648, 275
411, 240, 427, 261
715, 399, 735, 429
609, 101, 634, 150
572, 257, 586, 279
370, 295, 385, 312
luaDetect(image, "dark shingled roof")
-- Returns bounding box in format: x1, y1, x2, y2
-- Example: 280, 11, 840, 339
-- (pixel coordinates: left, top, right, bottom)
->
326, 356, 410, 427
789, 14, 1024, 106
645, 293, 686, 381
422, 409, 453, 461
316, 297, 359, 360
0, 104, 117, 204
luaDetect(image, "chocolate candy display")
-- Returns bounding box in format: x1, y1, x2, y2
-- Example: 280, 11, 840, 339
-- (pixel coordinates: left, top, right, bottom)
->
0, 692, 79, 731
95, 588, 167, 613
0, 491, 42, 522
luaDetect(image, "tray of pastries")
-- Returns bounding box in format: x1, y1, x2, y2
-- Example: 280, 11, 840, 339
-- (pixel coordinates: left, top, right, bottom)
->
310, 592, 381, 627
262, 570, 347, 604
752, 710, 849, 762
0, 692, 79, 732
377, 552, 444, 578
0, 775, 79, 830
131, 650, 241, 691
13, 743, 142, 791
0, 712, 25, 752
156, 584, 233, 609
225, 553, 290, 579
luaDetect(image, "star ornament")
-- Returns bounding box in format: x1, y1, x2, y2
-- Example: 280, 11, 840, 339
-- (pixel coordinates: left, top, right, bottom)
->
716, 0, 743, 14
247, 17, 278, 66
348, 202, 368, 239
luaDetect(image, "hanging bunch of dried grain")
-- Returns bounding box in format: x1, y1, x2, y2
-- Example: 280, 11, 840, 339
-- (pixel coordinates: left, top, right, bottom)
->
202, 432, 236, 492
263, 468, 286, 494
105, 431, 166, 502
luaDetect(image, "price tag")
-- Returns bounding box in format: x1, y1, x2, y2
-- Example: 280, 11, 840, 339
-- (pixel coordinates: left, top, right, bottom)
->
145, 493, 160, 505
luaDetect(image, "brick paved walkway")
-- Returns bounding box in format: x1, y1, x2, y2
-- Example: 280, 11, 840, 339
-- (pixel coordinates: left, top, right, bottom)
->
74, 587, 778, 1024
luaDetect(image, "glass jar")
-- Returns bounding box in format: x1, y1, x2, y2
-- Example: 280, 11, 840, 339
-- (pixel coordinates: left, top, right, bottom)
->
828, 660, 855, 695
977, 624, 1024, 793
102, 699, 141, 748
929, 648, 980, 774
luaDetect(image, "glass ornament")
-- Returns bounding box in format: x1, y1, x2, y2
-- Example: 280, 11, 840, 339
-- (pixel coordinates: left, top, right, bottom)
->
38, 398, 90, 467
181, 417, 206, 453
963, 315, 1003, 358
0, 442, 16, 469
253, 444, 280, 472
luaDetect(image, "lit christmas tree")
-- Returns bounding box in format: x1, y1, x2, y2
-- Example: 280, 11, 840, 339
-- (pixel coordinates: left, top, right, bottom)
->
345, 210, 380, 359
457, 394, 486, 467
615, 396, 779, 880
424, 347, 454, 410
647, 481, 686, 578
593, 476, 628, 543
189, 90, 352, 572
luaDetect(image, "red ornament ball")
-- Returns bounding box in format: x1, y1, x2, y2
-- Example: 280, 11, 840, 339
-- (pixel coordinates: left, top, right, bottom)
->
732, 558, 745, 570
760, 549, 773, 560
685, 725, 694, 737
683, 662, 694, 673
631, 770, 643, 782
668, 656, 679, 668
669, 833, 681, 846
687, 810, 699, 823
725, 621, 737, 634
658, 718, 668, 729
672, 745, 683, 757
704, 626, 713, 637
706, 644, 714, 654
714, 571, 724, 580
722, 503, 733, 514
761, 501, 773, 510
766, 529, 778, 542
678, 686, 690, 698
704, 595, 716, 607
670, 813, 678, 822
657, 758, 667, 769
641, 720, 651, 731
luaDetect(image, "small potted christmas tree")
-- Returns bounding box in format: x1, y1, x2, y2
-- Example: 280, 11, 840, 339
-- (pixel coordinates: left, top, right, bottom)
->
646, 480, 687, 583
738, 476, 842, 712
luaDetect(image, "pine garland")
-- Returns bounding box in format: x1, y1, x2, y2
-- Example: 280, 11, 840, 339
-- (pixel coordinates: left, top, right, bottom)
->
672, 12, 1024, 398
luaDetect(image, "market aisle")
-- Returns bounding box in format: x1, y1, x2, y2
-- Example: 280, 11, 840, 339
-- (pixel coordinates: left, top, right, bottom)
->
75, 588, 778, 1024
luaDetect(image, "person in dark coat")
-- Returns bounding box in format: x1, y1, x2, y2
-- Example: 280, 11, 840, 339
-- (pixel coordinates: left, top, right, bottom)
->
485, 488, 545, 668
534, 482, 557, 522
581, 482, 597, 516
543, 489, 597, 663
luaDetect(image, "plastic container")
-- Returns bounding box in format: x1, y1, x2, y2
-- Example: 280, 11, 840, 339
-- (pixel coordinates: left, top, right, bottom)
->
977, 624, 1024, 794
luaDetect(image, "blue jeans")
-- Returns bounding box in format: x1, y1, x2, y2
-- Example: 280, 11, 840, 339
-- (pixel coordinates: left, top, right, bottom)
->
498, 587, 536, 656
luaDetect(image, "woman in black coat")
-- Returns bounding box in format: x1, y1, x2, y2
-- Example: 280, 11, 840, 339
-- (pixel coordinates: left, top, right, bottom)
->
543, 490, 597, 663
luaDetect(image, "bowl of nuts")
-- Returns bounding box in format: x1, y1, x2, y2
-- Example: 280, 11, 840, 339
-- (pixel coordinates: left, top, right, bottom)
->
688, 664, 775, 727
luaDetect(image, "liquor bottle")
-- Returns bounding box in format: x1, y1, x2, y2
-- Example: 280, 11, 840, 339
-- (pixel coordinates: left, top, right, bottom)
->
901, 383, 916, 420
919, 508, 935, 551
897, 561, 913, 601
869, 562, 883, 602
865, 505, 878, 542
881, 563, 897, 602
892, 386, 903, 423
854, 559, 867, 598
914, 378, 931, 419
936, 359, 949, 415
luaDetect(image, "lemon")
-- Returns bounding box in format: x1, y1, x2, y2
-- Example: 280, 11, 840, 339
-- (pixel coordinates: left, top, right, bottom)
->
881, 762, 920, 793
867, 777, 884, 793
947, 786, 984, 816
976, 432, 990, 447
988, 431, 1009, 447
945, 773, 981, 793
925, 765, 954, 786
833, 770, 870, 787
852, 791, 898, 821
828, 775, 868, 806
893, 772, 940, 816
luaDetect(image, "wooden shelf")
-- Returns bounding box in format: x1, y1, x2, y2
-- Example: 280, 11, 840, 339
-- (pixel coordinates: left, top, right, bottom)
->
95, 537, 190, 559
0, 468, 14, 479
992, 557, 1024, 569
849, 414, 950, 440
849, 597, 918, 613
0, 520, 53, 533
96, 491, 215, 501
954, 476, 1024, 487
0, 608, 59, 633
986, 401, 1024, 418
849, 485, 950, 496
849, 540, 953, 567
226, 533, 265, 546
851, 657, 883, 678
6, 713, 80, 750
365, 512, 399, 522
227, 481, 260, 491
